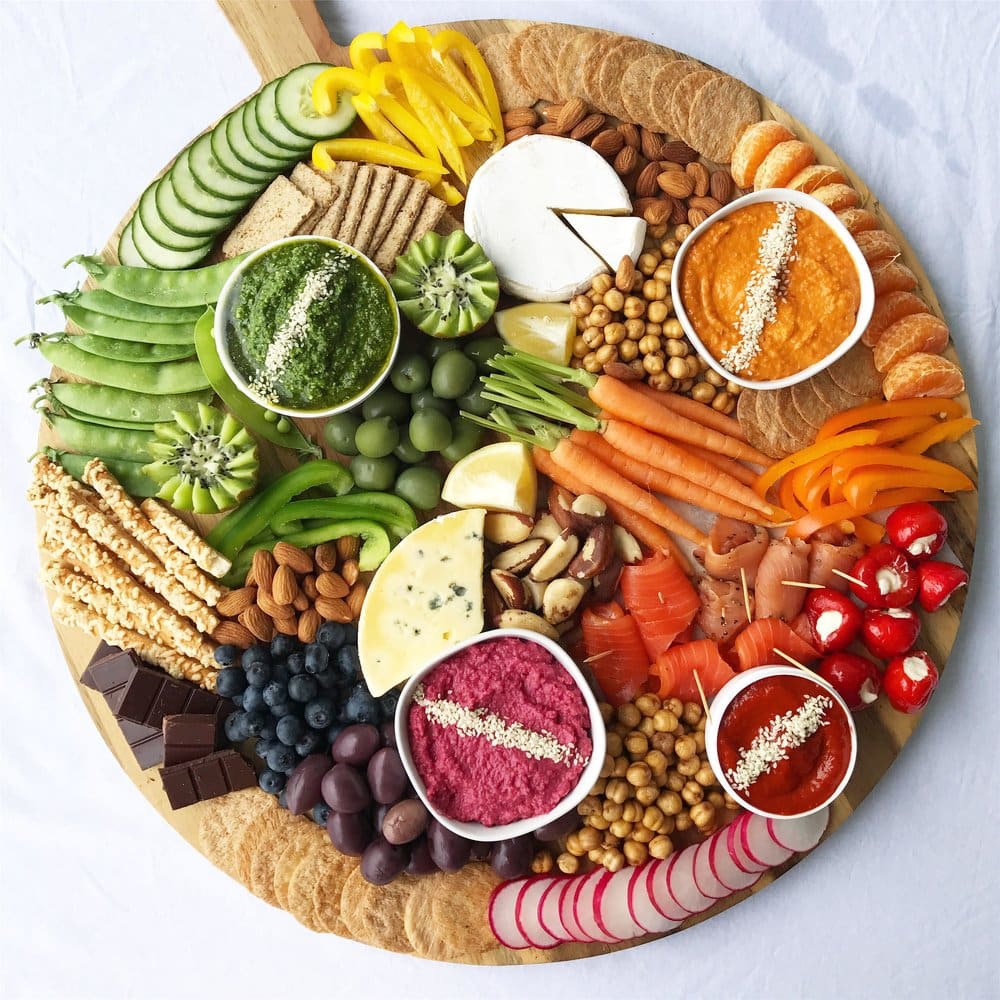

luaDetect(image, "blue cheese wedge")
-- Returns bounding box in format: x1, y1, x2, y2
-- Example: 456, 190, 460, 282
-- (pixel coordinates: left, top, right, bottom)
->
358, 509, 486, 696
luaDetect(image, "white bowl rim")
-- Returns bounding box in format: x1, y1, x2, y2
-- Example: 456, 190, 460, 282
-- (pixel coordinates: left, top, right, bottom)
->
670, 188, 876, 391
213, 234, 400, 419
704, 664, 858, 820
394, 628, 607, 843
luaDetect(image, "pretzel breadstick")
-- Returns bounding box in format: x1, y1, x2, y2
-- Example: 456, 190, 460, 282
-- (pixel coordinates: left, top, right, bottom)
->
139, 498, 232, 578
82, 460, 223, 606
52, 595, 214, 686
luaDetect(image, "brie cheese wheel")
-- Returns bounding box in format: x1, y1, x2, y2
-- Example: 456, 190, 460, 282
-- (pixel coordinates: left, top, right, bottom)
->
560, 212, 647, 271
465, 135, 636, 301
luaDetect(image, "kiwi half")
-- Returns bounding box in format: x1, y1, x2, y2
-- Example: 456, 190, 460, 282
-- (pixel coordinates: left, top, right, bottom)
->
389, 230, 500, 338
142, 402, 259, 514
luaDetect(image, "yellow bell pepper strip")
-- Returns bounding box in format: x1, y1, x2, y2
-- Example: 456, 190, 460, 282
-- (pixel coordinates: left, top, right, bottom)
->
312, 66, 369, 116
869, 415, 939, 444
411, 70, 492, 133
367, 63, 445, 164
312, 138, 446, 176
399, 67, 468, 182
349, 31, 385, 74
754, 429, 880, 498
433, 29, 505, 150
350, 91, 416, 151
417, 27, 490, 118
897, 416, 979, 455
431, 180, 465, 206
829, 446, 974, 489
817, 397, 964, 440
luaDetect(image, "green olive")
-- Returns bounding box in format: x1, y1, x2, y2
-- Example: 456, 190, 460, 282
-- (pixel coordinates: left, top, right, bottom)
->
463, 335, 505, 372
390, 353, 431, 394
440, 416, 484, 463
393, 428, 428, 465
410, 388, 453, 416
349, 454, 399, 491
409, 408, 453, 453
354, 416, 399, 459
456, 379, 492, 417
424, 338, 461, 361
431, 350, 477, 400
394, 465, 443, 511
362, 386, 410, 422
323, 412, 362, 456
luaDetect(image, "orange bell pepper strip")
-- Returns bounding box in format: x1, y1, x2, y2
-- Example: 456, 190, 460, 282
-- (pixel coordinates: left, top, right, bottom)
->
754, 429, 879, 498
897, 417, 980, 455
844, 469, 968, 510
311, 138, 446, 176
349, 31, 385, 74
786, 488, 952, 539
790, 454, 832, 508
398, 67, 468, 182
817, 397, 964, 440
829, 446, 974, 487
780, 475, 807, 519
433, 29, 505, 149
849, 517, 885, 546
870, 415, 939, 444
806, 468, 833, 509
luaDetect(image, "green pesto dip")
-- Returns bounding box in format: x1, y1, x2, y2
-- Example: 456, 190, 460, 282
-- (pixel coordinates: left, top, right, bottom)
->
228, 240, 397, 410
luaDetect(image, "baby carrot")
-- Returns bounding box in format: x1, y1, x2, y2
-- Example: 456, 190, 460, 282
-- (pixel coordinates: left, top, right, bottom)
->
684, 443, 761, 486
629, 382, 748, 441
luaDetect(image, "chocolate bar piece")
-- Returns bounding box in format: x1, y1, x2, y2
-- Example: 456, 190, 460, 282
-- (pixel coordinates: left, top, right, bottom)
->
159, 750, 255, 810
80, 647, 144, 715
118, 719, 164, 770
162, 714, 218, 766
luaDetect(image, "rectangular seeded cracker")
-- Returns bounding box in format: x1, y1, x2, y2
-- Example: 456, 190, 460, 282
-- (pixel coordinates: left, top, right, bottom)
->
311, 161, 360, 239
289, 162, 338, 234
351, 165, 394, 255
373, 177, 430, 272
336, 164, 374, 245
367, 171, 412, 255
221, 176, 315, 258
408, 195, 447, 244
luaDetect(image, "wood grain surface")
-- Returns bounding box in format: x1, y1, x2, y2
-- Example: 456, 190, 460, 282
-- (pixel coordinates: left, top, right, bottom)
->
36, 4, 978, 964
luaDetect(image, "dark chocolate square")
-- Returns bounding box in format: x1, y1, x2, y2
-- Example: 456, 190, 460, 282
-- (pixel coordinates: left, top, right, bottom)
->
118, 719, 164, 770
162, 714, 217, 766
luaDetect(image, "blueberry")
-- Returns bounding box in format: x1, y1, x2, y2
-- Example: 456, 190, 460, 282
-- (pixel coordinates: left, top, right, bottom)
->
267, 744, 298, 774
242, 686, 265, 712
304, 697, 335, 730
270, 634, 296, 660
326, 722, 346, 746
224, 711, 247, 743
258, 722, 277, 742
214, 644, 241, 668
278, 788, 289, 810
342, 623, 359, 644
343, 683, 379, 725
295, 730, 323, 757
312, 801, 332, 825
245, 660, 271, 689
258, 769, 286, 795
304, 643, 330, 674
215, 666, 247, 699
334, 645, 361, 683
288, 674, 318, 703
270, 662, 290, 684
313, 667, 338, 690
242, 644, 270, 669
276, 714, 306, 746
286, 652, 306, 676
255, 735, 277, 757
263, 681, 288, 708
378, 689, 400, 722
244, 708, 270, 737
316, 621, 346, 649
269, 701, 295, 719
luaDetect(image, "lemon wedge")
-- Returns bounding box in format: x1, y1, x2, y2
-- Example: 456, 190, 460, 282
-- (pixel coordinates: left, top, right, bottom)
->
441, 442, 537, 515
494, 302, 576, 365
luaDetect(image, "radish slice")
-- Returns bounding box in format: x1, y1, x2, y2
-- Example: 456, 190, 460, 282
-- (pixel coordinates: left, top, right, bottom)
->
574, 869, 618, 943
561, 873, 591, 943
742, 812, 794, 868
489, 881, 532, 950
538, 878, 575, 942
649, 854, 695, 919
728, 813, 766, 874
515, 876, 561, 949
692, 837, 731, 899
668, 844, 717, 913
629, 862, 682, 935
768, 806, 830, 853
593, 866, 646, 941
710, 825, 762, 891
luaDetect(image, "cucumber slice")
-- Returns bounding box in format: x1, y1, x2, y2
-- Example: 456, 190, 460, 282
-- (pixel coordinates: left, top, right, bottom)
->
227, 101, 292, 172
171, 147, 248, 217
242, 94, 302, 162
256, 78, 317, 153
188, 133, 266, 200
155, 171, 237, 237
117, 220, 147, 267
211, 114, 274, 184
275, 64, 357, 140
130, 207, 213, 270
137, 181, 211, 251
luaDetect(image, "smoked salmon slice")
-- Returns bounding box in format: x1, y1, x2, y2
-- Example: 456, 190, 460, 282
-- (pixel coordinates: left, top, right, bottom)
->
730, 618, 820, 673
620, 551, 699, 660
652, 639, 736, 702
581, 602, 650, 706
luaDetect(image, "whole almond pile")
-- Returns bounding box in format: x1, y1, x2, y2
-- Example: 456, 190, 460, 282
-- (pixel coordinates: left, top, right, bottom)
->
212, 538, 366, 649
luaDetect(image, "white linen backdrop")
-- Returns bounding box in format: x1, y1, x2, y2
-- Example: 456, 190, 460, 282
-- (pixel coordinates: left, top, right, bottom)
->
1, 2, 997, 998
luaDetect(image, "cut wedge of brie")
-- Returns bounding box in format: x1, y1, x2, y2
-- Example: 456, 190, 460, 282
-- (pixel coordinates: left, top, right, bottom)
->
558, 212, 647, 272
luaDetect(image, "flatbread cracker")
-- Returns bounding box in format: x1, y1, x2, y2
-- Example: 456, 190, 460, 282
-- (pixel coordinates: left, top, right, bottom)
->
620, 52, 675, 128
352, 165, 393, 254
595, 37, 657, 121
241, 807, 304, 904
339, 868, 416, 953
302, 847, 357, 936
290, 161, 337, 232
826, 344, 882, 397
738, 389, 783, 461
311, 161, 359, 239
774, 385, 816, 453
519, 24, 571, 103
284, 842, 328, 932
669, 69, 719, 147
648, 59, 702, 136
198, 789, 276, 880
686, 74, 761, 163
755, 388, 798, 458
337, 163, 374, 245
505, 27, 535, 96
477, 33, 534, 110
556, 30, 607, 104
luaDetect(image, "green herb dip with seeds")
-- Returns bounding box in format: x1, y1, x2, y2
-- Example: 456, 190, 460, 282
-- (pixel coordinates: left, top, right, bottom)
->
227, 240, 397, 410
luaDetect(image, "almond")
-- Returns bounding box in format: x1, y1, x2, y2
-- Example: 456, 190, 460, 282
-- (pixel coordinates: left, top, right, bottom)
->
710, 170, 734, 204
613, 145, 638, 175
251, 550, 276, 594
292, 591, 310, 613
216, 586, 257, 617
536, 121, 565, 135
557, 97, 589, 134
272, 564, 299, 606
642, 200, 671, 226
639, 127, 664, 161
316, 570, 350, 599
341, 558, 360, 587
661, 139, 698, 164
336, 536, 360, 562
212, 620, 255, 649
541, 101, 566, 122
615, 255, 636, 293
273, 616, 299, 637
505, 125, 535, 143
315, 542, 339, 572
688, 195, 723, 214
346, 582, 367, 619
591, 128, 625, 158
635, 161, 662, 199
257, 590, 294, 621
244, 566, 256, 587
302, 574, 319, 600
685, 161, 710, 197
273, 541, 312, 574
239, 605, 274, 642
669, 196, 688, 225
297, 609, 321, 644
657, 170, 695, 198
569, 113, 605, 140
617, 122, 641, 149
688, 207, 710, 228
658, 160, 684, 173
502, 107, 538, 129
315, 596, 352, 623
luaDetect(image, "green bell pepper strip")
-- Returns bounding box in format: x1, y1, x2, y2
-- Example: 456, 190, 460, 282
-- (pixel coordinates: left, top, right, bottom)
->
193, 308, 320, 457
268, 493, 418, 541
42, 448, 158, 497
206, 459, 354, 559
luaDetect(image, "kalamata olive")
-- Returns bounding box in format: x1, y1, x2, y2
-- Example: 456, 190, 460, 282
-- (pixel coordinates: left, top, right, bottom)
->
284, 754, 333, 815
331, 724, 381, 766
378, 720, 396, 748
405, 837, 439, 876
360, 836, 409, 885
326, 810, 372, 856
374, 802, 390, 832
427, 819, 472, 873
367, 747, 407, 804
382, 799, 429, 845
490, 835, 535, 879
470, 841, 493, 862
533, 810, 580, 843
321, 763, 371, 813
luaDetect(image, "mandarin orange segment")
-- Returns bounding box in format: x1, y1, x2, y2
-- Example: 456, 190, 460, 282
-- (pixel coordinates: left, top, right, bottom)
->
862, 290, 931, 347
873, 314, 950, 372
809, 182, 860, 211
837, 208, 880, 235
753, 139, 816, 189
882, 353, 965, 401
730, 121, 795, 188
786, 163, 847, 192
871, 258, 919, 296
854, 228, 901, 265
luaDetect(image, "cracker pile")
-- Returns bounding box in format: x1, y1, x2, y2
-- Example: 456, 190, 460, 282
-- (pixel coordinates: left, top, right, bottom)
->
199, 790, 502, 959
29, 455, 229, 687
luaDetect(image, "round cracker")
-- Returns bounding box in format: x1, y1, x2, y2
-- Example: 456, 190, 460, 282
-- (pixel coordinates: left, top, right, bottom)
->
477, 34, 534, 110
246, 810, 309, 906
404, 865, 500, 960
775, 385, 817, 453
669, 69, 719, 146
620, 52, 674, 127
595, 37, 657, 120
311, 850, 359, 937
556, 30, 606, 103
504, 28, 535, 95
519, 24, 568, 103
579, 32, 617, 105
810, 368, 867, 413
754, 388, 798, 458
197, 789, 275, 880
737, 389, 780, 460
685, 74, 761, 164
826, 344, 883, 398
790, 378, 830, 431
339, 868, 416, 954
648, 59, 702, 135
273, 822, 326, 911
234, 802, 296, 888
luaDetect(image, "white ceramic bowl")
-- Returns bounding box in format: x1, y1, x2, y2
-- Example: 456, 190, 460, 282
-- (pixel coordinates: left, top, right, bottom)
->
705, 665, 858, 820
670, 188, 875, 391
394, 629, 607, 843
214, 235, 400, 419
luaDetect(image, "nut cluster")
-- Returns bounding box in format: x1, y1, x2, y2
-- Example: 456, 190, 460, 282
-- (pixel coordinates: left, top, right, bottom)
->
212, 539, 365, 649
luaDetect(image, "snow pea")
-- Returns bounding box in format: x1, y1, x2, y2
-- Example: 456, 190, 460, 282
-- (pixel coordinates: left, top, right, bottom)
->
67, 253, 248, 308
36, 338, 210, 394
43, 448, 157, 497
206, 459, 354, 559
39, 289, 205, 325
64, 333, 194, 364
58, 302, 195, 345
269, 493, 418, 541
35, 393, 156, 432
193, 308, 319, 457
39, 380, 212, 424
45, 412, 155, 463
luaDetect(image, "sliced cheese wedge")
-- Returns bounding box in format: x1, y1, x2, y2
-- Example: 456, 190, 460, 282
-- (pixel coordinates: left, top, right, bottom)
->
358, 509, 485, 697
559, 212, 647, 272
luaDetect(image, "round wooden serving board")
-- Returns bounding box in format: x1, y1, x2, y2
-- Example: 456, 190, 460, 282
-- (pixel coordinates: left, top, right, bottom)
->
38, 5, 979, 964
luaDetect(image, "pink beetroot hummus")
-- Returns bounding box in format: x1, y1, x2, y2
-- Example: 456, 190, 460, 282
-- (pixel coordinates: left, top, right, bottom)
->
407, 637, 592, 826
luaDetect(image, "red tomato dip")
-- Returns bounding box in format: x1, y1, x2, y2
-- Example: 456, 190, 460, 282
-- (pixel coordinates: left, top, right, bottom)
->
407, 637, 592, 826
716, 673, 852, 816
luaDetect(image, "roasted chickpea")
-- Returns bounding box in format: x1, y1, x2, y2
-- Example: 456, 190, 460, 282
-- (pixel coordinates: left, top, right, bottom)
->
576, 826, 602, 852
635, 784, 660, 806
619, 339, 639, 362
621, 800, 643, 824
623, 839, 649, 866
610, 819, 634, 839
611, 720, 632, 738
625, 317, 646, 340
603, 322, 626, 346
635, 693, 660, 717
674, 811, 693, 832
704, 368, 726, 387
643, 278, 668, 301
588, 848, 605, 863
570, 294, 593, 317
578, 794, 601, 816
626, 762, 652, 787
589, 289, 604, 304
681, 702, 703, 726
685, 355, 702, 377
582, 352, 603, 374
647, 372, 674, 392
630, 824, 654, 844
638, 716, 656, 738
637, 251, 661, 275
617, 703, 641, 728
622, 295, 646, 319
676, 757, 701, 777
693, 731, 707, 753
582, 328, 604, 349
665, 338, 689, 357
724, 793, 740, 810
691, 381, 716, 403
657, 790, 683, 815
565, 832, 585, 856
605, 778, 630, 805
651, 732, 675, 757
712, 391, 733, 412
674, 735, 698, 761
666, 770, 685, 792
648, 222, 668, 239
646, 300, 670, 324
572, 335, 590, 359
682, 780, 705, 806
624, 732, 648, 757
642, 805, 666, 832
653, 264, 672, 284
653, 709, 679, 733
643, 323, 663, 339
603, 731, 623, 757
645, 749, 669, 773
638, 334, 661, 355
599, 754, 614, 779
589, 778, 607, 796
589, 303, 612, 328
695, 764, 717, 787
586, 813, 611, 830
643, 354, 665, 375
592, 273, 613, 294
660, 238, 681, 258
649, 834, 674, 860
708, 791, 726, 808
603, 799, 624, 823
603, 288, 625, 312
602, 831, 621, 849
726, 380, 742, 395
595, 343, 617, 366
675, 223, 693, 241
662, 319, 685, 340
603, 848, 626, 873
531, 850, 554, 874
557, 852, 580, 874
689, 800, 716, 831
612, 757, 629, 778
666, 699, 684, 718
667, 356, 689, 380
